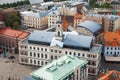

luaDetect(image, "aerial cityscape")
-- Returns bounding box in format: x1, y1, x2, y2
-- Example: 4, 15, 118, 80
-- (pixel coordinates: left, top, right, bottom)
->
0, 0, 120, 80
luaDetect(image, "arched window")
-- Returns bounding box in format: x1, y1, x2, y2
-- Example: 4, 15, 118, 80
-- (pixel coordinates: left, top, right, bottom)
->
58, 31, 60, 36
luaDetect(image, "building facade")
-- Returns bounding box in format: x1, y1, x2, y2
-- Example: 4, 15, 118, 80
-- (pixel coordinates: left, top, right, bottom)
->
74, 14, 82, 28
48, 11, 61, 27
31, 55, 88, 80
19, 21, 102, 75
21, 11, 49, 29
104, 30, 120, 61
0, 28, 30, 54
111, 1, 120, 10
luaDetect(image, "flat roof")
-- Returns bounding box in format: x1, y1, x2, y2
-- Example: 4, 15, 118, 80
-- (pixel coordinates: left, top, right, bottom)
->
31, 55, 88, 80
0, 28, 29, 39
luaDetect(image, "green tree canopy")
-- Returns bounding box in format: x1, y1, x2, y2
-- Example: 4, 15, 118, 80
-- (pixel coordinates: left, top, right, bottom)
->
101, 2, 112, 8
5, 11, 21, 29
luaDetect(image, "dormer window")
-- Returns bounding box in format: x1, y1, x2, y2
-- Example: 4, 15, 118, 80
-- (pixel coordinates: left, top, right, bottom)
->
109, 41, 112, 45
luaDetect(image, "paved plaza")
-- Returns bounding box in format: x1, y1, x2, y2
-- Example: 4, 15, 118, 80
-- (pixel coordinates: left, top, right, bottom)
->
0, 56, 35, 80
0, 54, 120, 80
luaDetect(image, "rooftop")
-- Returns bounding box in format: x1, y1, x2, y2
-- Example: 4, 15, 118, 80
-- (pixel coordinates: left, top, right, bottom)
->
0, 28, 30, 39
21, 11, 49, 18
28, 30, 93, 49
31, 55, 88, 80
98, 70, 120, 80
74, 14, 82, 19
77, 21, 102, 34
105, 30, 120, 46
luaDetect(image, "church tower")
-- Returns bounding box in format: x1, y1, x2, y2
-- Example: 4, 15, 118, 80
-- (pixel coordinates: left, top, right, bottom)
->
55, 19, 63, 41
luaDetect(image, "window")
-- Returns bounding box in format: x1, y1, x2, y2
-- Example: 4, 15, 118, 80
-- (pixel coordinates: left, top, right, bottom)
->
69, 52, 72, 55
34, 53, 36, 57
55, 50, 57, 53
65, 51, 67, 54
30, 46, 32, 49
37, 47, 39, 50
107, 47, 109, 50
41, 61, 44, 65
110, 52, 112, 54
30, 52, 32, 56
82, 54, 85, 57
45, 61, 47, 65
58, 31, 60, 36
33, 47, 35, 50
59, 51, 61, 53
41, 48, 43, 51
107, 52, 108, 54
51, 49, 53, 52
78, 53, 80, 56
38, 53, 40, 57
74, 52, 76, 56
41, 54, 43, 58
45, 49, 47, 52
38, 61, 40, 65
111, 47, 113, 50
51, 55, 53, 60
45, 54, 47, 58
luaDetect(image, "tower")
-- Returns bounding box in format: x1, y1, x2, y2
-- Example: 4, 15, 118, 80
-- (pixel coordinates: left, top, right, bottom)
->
55, 19, 63, 41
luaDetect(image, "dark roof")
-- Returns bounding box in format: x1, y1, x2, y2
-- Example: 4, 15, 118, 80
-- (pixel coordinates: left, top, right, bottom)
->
111, 1, 120, 4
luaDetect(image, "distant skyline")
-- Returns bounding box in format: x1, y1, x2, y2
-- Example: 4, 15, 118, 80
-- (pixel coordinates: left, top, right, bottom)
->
0, 0, 24, 4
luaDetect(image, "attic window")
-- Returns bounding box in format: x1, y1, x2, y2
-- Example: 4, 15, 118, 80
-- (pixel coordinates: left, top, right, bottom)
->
109, 41, 112, 45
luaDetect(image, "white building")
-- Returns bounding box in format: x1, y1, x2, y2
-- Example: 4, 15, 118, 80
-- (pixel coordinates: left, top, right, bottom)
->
19, 20, 102, 75
48, 10, 61, 27
21, 11, 49, 29
31, 55, 88, 80
48, 5, 77, 27
104, 31, 120, 61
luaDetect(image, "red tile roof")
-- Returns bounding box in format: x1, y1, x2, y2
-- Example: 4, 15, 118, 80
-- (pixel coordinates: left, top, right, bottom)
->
98, 70, 120, 80
0, 28, 29, 39
105, 30, 120, 46
74, 14, 82, 19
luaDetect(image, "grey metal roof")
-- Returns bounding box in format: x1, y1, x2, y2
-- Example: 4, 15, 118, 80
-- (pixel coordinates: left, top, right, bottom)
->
28, 30, 93, 49
21, 11, 49, 18
64, 34, 93, 48
29, 0, 43, 4
28, 30, 55, 43
77, 21, 102, 33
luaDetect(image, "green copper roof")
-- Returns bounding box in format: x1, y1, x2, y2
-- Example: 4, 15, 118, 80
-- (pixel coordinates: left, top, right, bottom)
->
30, 55, 88, 80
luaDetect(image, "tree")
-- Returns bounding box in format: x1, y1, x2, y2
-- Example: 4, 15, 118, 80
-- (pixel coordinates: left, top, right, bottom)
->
93, 3, 100, 8
13, 21, 20, 29
101, 2, 112, 8
5, 12, 21, 29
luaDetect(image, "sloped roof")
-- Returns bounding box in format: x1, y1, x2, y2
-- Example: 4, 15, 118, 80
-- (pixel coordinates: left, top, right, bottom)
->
31, 55, 88, 80
28, 30, 93, 49
21, 11, 49, 18
77, 21, 102, 34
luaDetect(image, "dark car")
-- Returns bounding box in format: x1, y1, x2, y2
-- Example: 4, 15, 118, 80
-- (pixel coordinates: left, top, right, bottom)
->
8, 56, 15, 59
